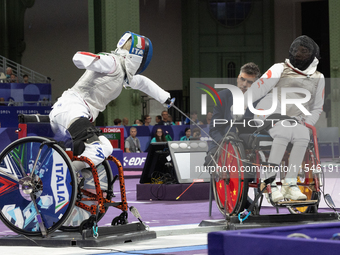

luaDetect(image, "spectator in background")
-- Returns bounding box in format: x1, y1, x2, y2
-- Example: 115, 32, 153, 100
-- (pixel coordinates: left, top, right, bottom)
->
10, 74, 18, 83
122, 117, 129, 126
158, 110, 172, 125
125, 127, 142, 153
165, 131, 173, 141
41, 97, 49, 106
23, 74, 30, 84
7, 97, 14, 106
168, 114, 175, 125
143, 115, 152, 126
208, 62, 261, 152
155, 115, 162, 124
184, 111, 203, 125
201, 111, 212, 125
5, 67, 13, 80
191, 128, 201, 140
180, 127, 191, 141
151, 128, 172, 143
114, 118, 122, 126
0, 97, 6, 106
133, 119, 143, 126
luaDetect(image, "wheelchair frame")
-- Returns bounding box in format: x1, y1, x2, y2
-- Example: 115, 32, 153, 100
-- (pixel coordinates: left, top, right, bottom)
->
211, 123, 322, 218
0, 120, 128, 237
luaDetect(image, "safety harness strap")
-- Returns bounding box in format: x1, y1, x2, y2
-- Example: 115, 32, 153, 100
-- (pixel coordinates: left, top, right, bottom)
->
67, 117, 102, 155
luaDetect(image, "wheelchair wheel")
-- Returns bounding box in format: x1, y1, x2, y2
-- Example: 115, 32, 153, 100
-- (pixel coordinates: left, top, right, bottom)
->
287, 147, 321, 214
60, 159, 114, 231
0, 136, 77, 236
212, 135, 249, 216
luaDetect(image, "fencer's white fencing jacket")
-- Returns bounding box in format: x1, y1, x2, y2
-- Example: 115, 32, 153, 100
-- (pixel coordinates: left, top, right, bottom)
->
69, 52, 170, 121
243, 58, 325, 126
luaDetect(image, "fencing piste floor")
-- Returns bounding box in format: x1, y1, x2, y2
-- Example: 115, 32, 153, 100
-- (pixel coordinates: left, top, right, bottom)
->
0, 176, 337, 255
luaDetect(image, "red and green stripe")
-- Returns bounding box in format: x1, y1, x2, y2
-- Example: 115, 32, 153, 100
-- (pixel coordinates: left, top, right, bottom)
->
197, 82, 223, 106
133, 35, 145, 49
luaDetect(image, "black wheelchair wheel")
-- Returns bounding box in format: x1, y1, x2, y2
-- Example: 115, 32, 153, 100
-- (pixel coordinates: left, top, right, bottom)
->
0, 136, 77, 236
59, 159, 114, 232
212, 134, 249, 217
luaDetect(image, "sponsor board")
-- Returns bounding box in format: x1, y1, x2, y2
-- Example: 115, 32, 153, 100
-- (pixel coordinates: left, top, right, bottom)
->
123, 153, 147, 169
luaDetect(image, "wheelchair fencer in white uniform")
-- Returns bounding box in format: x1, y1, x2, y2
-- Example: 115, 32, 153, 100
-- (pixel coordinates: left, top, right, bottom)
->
240, 35, 325, 202
49, 32, 173, 174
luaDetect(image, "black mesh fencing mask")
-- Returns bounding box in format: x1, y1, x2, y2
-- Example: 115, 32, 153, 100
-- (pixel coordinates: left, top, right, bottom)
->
288, 35, 320, 71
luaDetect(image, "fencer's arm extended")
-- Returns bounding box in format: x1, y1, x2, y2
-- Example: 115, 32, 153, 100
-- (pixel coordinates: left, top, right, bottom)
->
304, 75, 325, 126
127, 75, 170, 104
243, 63, 284, 109
72, 52, 117, 74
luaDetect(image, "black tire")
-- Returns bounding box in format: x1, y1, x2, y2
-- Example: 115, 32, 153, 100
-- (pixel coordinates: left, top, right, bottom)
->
0, 136, 77, 236
212, 134, 249, 217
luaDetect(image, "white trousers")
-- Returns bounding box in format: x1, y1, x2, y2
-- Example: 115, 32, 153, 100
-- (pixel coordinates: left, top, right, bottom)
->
49, 90, 113, 168
256, 94, 310, 184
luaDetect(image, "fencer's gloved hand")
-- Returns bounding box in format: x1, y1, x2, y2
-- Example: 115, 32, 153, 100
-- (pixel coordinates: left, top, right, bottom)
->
164, 98, 175, 108
230, 105, 244, 121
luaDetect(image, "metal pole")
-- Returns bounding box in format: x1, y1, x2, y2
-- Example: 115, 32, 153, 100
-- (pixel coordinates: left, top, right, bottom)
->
3, 0, 9, 58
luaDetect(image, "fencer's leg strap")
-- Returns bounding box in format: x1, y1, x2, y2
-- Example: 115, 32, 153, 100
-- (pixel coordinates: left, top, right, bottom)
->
67, 117, 101, 156
260, 162, 279, 188
285, 140, 309, 183
262, 165, 277, 185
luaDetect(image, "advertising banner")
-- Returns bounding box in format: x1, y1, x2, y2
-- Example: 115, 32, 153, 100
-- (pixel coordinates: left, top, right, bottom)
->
123, 153, 148, 169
